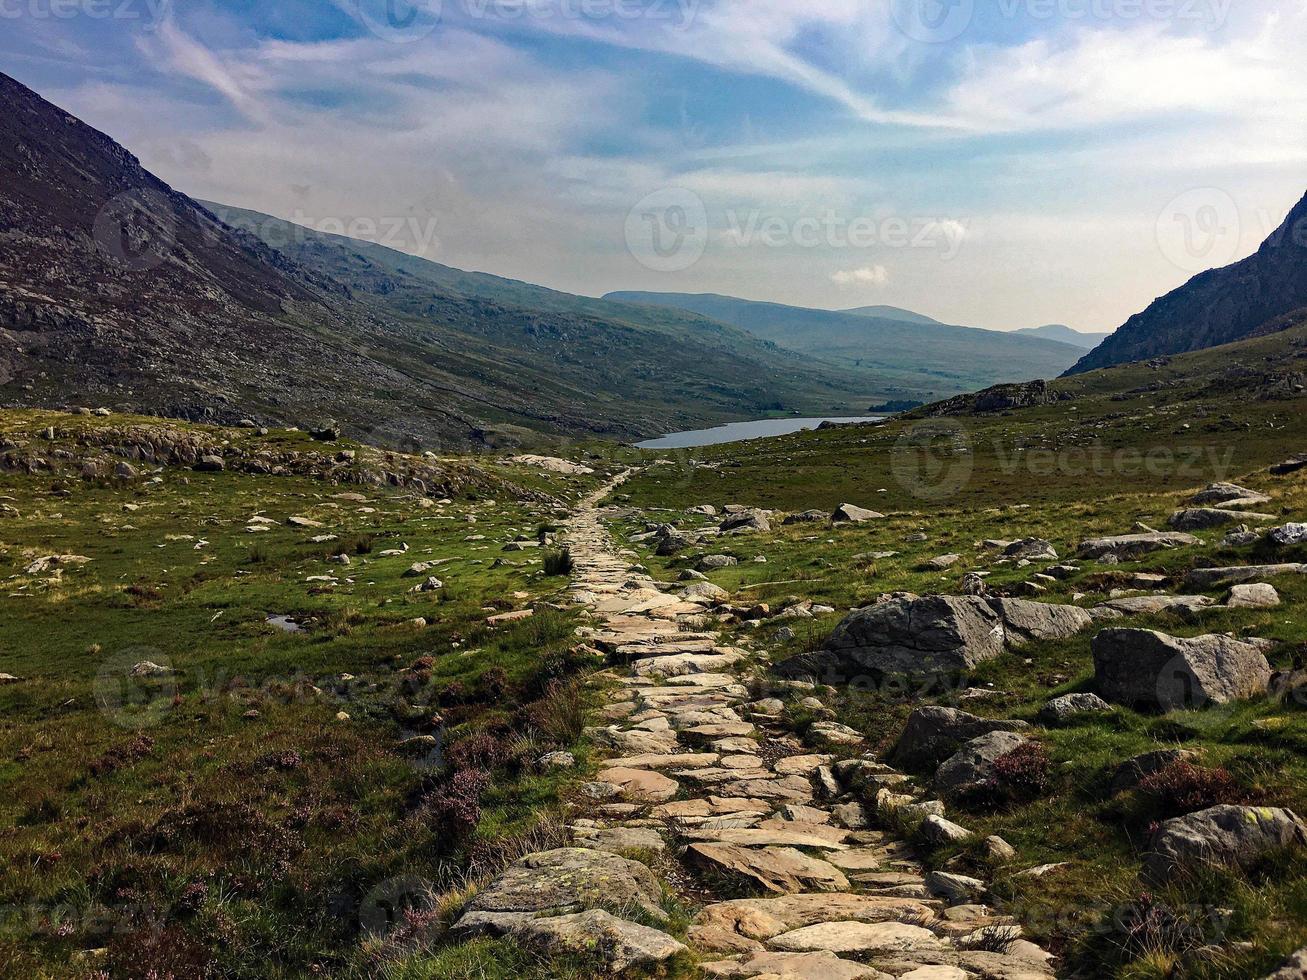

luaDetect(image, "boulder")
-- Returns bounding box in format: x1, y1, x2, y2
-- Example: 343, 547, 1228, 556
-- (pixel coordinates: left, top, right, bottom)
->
924, 871, 987, 905
987, 597, 1093, 645
1144, 805, 1307, 883
936, 731, 1029, 802
889, 706, 1031, 772
783, 509, 829, 525
194, 455, 225, 472
1271, 454, 1307, 476
921, 815, 974, 845
1076, 532, 1198, 561
768, 920, 942, 955
1185, 564, 1307, 589
831, 503, 885, 523
1190, 482, 1270, 506
721, 511, 771, 534
699, 554, 739, 571
1262, 948, 1307, 980
1037, 692, 1112, 725
926, 554, 961, 570
1109, 749, 1200, 795
1092, 595, 1215, 617
509, 910, 686, 972
1168, 508, 1276, 531
685, 844, 850, 894
1228, 583, 1281, 609
701, 950, 884, 979
1003, 538, 1058, 561
454, 848, 666, 931
1268, 523, 1307, 546
1091, 629, 1272, 710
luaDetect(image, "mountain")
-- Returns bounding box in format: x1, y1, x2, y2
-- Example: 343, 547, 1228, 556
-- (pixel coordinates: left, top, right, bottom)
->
1014, 324, 1111, 348
0, 72, 885, 448
603, 292, 1086, 396
842, 305, 942, 325
1067, 191, 1307, 374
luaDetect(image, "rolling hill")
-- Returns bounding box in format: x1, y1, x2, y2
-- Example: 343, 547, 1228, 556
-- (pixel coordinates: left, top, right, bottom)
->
1068, 190, 1307, 374
1014, 324, 1110, 348
604, 291, 1087, 397
0, 71, 888, 448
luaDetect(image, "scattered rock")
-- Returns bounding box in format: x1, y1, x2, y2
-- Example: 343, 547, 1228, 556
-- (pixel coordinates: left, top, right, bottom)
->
1092, 628, 1272, 710
769, 920, 942, 955
889, 706, 1031, 772
921, 815, 974, 845
1145, 805, 1307, 883
1109, 749, 1200, 795
831, 503, 884, 523
1228, 583, 1281, 608
1037, 692, 1113, 725
1168, 508, 1276, 531
936, 731, 1029, 802
1004, 538, 1058, 561
1268, 523, 1307, 546
537, 751, 575, 769
685, 843, 850, 894
721, 511, 771, 534
1076, 532, 1198, 560
699, 554, 739, 571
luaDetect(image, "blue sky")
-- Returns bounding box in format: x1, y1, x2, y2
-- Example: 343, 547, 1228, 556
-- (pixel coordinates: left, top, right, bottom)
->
4, 0, 1304, 331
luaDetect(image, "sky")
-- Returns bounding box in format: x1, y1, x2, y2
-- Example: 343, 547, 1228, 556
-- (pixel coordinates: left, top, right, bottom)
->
4, 0, 1306, 332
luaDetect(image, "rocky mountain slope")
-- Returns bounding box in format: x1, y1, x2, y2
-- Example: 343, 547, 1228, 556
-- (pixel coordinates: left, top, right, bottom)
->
0, 72, 878, 449
1068, 190, 1307, 374
604, 291, 1087, 399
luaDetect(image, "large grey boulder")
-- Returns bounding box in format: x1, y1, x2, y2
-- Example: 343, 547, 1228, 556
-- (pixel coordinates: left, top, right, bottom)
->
453, 848, 667, 934
779, 595, 1094, 682
1145, 805, 1307, 883
831, 503, 884, 523
1168, 508, 1276, 531
1269, 523, 1307, 546
1004, 538, 1058, 561
783, 509, 829, 525
988, 597, 1093, 645
721, 510, 771, 534
936, 731, 1030, 802
1185, 564, 1307, 589
889, 705, 1032, 772
1092, 628, 1272, 711
1077, 532, 1198, 561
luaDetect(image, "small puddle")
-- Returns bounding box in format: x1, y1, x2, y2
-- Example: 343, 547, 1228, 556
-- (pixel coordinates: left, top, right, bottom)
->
399, 724, 446, 771
266, 614, 303, 633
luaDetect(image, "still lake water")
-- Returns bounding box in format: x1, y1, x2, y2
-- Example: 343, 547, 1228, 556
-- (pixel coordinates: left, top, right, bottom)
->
636, 416, 884, 450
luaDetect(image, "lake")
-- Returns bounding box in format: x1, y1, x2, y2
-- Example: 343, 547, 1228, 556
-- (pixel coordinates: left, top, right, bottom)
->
636, 416, 884, 450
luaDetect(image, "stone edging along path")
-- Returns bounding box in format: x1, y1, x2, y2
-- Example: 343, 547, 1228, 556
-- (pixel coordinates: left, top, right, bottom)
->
450, 472, 1061, 979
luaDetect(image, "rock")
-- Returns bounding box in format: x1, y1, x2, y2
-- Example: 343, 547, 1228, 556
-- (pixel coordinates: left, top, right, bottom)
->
454, 848, 667, 930
1144, 805, 1307, 883
721, 511, 771, 534
1092, 595, 1215, 617
1271, 454, 1307, 476
404, 561, 439, 576
1091, 629, 1272, 710
129, 661, 174, 677
832, 802, 871, 830
1268, 523, 1307, 546
685, 843, 850, 894
925, 871, 987, 905
987, 598, 1093, 646
1191, 482, 1270, 506
572, 826, 667, 855
507, 909, 685, 972
984, 836, 1017, 863
1228, 583, 1281, 608
783, 509, 829, 524
890, 706, 1031, 772
926, 554, 961, 570
1076, 532, 1198, 560
1184, 564, 1307, 589
595, 766, 680, 802
769, 920, 942, 955
1168, 508, 1276, 530
831, 503, 885, 523
656, 531, 693, 556
1109, 749, 1200, 795
1004, 538, 1058, 561
689, 504, 719, 516
537, 751, 575, 769
699, 554, 739, 571
921, 814, 974, 845
0, 673, 23, 684
702, 950, 884, 979
1037, 692, 1113, 725
193, 455, 225, 472
508, 455, 595, 476
684, 581, 730, 602
808, 721, 864, 746
1262, 947, 1307, 979
961, 572, 988, 596
936, 731, 1029, 802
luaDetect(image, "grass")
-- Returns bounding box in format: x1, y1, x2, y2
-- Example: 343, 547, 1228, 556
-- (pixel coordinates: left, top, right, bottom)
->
0, 412, 617, 978
607, 324, 1307, 978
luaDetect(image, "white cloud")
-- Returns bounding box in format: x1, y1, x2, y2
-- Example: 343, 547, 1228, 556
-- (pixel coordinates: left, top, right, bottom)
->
831, 264, 889, 285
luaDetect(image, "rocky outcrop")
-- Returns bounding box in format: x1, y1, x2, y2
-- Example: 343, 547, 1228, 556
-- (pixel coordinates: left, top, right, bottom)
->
1168, 508, 1276, 530
889, 706, 1032, 772
1077, 531, 1198, 560
1037, 692, 1112, 725
1145, 805, 1307, 883
936, 731, 1030, 802
1092, 629, 1272, 710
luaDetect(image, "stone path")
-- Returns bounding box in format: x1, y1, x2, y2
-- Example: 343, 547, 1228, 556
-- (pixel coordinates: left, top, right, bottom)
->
454, 473, 1060, 978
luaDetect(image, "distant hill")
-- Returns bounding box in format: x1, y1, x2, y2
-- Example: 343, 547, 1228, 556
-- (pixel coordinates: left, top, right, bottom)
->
604, 292, 1086, 394
0, 70, 891, 447
1014, 324, 1111, 348
842, 305, 943, 326
1067, 190, 1307, 374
